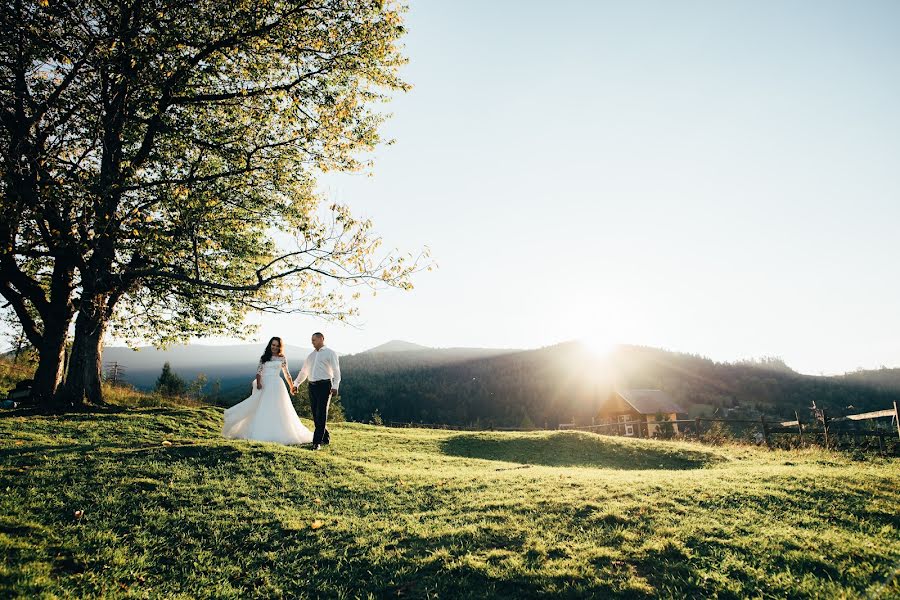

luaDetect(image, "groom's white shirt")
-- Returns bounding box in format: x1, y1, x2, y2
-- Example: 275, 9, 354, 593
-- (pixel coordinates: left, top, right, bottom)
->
295, 346, 341, 391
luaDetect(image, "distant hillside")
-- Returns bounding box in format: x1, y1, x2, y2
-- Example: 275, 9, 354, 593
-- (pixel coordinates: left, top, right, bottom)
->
840, 367, 900, 392
102, 342, 521, 403
345, 346, 520, 372
362, 340, 431, 353
96, 341, 900, 427
101, 343, 310, 392
338, 343, 900, 427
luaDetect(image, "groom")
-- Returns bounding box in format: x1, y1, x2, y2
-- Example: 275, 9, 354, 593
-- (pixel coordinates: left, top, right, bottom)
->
292, 332, 341, 450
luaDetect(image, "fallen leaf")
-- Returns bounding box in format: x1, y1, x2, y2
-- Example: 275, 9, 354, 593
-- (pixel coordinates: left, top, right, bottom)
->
161, 441, 172, 447
313, 498, 323, 505
311, 519, 325, 530
74, 510, 84, 520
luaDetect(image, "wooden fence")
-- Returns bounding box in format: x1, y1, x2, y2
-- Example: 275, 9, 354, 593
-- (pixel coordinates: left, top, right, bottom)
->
558, 401, 900, 451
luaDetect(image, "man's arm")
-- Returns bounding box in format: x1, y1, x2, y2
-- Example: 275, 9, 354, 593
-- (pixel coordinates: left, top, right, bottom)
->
330, 350, 341, 395
294, 354, 310, 391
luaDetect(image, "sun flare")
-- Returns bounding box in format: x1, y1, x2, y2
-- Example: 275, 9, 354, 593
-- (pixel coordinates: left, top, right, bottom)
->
580, 333, 618, 357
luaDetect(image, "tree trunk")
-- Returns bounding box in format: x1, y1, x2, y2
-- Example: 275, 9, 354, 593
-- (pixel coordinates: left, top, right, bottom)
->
30, 317, 69, 405
17, 261, 77, 408
61, 295, 109, 407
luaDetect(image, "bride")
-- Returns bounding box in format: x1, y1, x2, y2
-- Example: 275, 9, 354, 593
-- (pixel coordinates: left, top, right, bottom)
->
222, 337, 314, 445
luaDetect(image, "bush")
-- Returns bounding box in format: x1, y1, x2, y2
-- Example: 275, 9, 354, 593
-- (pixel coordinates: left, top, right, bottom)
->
701, 421, 734, 445
328, 396, 345, 422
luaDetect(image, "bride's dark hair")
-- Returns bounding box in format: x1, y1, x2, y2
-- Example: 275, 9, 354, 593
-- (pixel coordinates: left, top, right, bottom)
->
260, 337, 284, 363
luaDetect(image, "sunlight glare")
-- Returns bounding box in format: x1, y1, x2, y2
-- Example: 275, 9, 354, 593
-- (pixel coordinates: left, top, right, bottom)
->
580, 332, 618, 357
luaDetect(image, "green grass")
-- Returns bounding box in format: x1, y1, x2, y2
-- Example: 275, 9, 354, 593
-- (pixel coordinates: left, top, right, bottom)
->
1, 405, 898, 599
98, 384, 207, 410
0, 359, 33, 398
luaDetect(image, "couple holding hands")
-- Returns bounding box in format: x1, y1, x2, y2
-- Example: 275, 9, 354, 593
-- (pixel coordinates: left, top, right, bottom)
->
222, 332, 341, 450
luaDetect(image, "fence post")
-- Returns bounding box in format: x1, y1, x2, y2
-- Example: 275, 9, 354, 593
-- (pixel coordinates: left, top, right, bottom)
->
761, 416, 771, 449
795, 410, 804, 445
894, 402, 900, 441
822, 409, 830, 449
694, 417, 701, 440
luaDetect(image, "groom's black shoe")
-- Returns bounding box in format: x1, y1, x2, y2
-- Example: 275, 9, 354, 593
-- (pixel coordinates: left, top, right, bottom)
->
311, 444, 322, 451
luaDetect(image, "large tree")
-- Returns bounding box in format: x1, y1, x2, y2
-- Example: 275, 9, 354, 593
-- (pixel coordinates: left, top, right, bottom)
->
0, 0, 89, 401
1, 0, 424, 407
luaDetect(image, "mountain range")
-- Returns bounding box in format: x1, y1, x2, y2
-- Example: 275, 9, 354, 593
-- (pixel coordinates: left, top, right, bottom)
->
97, 340, 900, 427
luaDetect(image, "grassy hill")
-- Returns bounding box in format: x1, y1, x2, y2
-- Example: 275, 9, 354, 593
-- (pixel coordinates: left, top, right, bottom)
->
1, 402, 898, 598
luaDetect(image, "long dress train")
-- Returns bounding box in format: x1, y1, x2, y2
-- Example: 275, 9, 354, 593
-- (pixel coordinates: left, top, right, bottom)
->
222, 356, 313, 445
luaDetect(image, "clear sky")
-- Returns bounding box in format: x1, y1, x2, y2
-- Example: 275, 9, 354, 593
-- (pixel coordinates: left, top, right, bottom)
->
230, 1, 900, 375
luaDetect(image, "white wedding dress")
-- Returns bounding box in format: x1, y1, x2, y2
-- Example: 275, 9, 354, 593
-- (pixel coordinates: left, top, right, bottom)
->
222, 356, 314, 445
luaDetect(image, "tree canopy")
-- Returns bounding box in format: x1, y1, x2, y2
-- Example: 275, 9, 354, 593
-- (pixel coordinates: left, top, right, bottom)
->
1, 0, 425, 405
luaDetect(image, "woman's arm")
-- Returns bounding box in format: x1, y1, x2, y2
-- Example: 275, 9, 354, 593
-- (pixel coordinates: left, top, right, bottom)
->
256, 360, 264, 389
282, 356, 294, 391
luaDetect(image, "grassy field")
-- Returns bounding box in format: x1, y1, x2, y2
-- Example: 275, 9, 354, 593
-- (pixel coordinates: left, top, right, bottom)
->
1, 403, 899, 598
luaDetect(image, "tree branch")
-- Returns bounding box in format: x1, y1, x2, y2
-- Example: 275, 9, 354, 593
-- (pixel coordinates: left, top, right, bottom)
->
169, 65, 331, 104
0, 281, 42, 347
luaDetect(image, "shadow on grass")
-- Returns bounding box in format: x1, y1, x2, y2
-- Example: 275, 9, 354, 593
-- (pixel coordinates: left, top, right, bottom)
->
440, 431, 723, 470
0, 405, 221, 422
0, 440, 245, 468
0, 404, 128, 418
52, 406, 218, 419
127, 512, 653, 599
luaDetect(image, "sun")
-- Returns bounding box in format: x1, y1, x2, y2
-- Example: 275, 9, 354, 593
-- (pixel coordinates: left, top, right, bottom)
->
580, 332, 618, 357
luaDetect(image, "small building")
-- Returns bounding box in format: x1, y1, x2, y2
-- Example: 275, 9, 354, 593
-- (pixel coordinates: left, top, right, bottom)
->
596, 389, 685, 438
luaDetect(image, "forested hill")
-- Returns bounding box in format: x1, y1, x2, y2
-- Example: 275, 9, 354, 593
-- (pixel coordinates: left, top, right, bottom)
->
94, 341, 900, 429
840, 367, 900, 392
338, 343, 900, 427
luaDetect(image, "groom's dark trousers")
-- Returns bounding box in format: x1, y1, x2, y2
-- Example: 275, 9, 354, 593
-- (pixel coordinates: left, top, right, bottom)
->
308, 380, 332, 445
